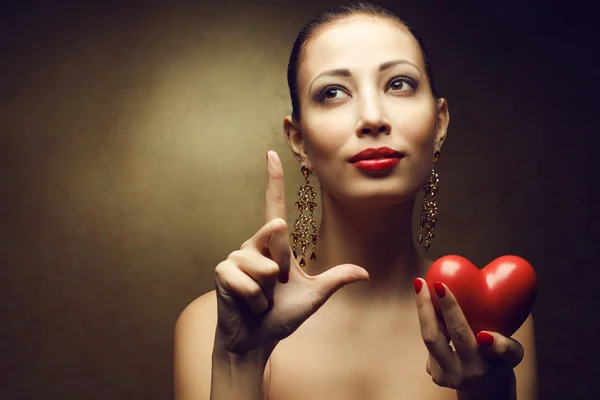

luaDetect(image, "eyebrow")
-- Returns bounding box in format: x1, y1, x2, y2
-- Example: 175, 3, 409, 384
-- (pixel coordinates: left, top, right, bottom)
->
308, 59, 421, 93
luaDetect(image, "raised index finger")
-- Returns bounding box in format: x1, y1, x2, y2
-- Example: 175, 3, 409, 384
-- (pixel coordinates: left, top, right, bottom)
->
265, 150, 287, 223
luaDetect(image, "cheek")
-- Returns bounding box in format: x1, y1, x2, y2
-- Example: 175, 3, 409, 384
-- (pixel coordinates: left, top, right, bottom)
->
301, 112, 353, 167
393, 104, 438, 182
394, 102, 437, 149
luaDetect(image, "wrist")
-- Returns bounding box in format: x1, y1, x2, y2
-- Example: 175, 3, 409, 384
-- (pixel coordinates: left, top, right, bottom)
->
212, 345, 272, 369
212, 333, 278, 368
457, 370, 516, 400
210, 339, 277, 400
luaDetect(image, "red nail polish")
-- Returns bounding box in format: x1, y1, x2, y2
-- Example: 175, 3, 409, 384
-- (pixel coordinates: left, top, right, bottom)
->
413, 278, 423, 294
433, 282, 446, 298
477, 332, 494, 348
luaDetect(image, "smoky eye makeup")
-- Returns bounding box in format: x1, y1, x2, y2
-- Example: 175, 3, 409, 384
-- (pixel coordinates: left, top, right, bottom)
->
313, 74, 419, 103
386, 75, 419, 92
314, 85, 349, 102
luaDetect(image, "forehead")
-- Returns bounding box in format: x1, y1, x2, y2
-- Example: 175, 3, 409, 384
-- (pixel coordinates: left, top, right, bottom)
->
300, 15, 423, 83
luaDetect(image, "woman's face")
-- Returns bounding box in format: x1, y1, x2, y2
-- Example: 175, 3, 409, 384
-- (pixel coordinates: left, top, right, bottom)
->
286, 15, 449, 207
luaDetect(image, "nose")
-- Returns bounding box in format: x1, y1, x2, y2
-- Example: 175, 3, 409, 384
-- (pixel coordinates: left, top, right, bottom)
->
356, 94, 391, 136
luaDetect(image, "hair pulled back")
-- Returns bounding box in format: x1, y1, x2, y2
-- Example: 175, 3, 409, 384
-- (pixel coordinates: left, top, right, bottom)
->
286, 2, 438, 122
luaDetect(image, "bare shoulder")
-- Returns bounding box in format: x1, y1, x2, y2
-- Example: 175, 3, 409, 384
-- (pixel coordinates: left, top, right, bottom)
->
512, 315, 537, 400
173, 290, 218, 400
176, 290, 218, 333
175, 290, 218, 353
173, 290, 271, 400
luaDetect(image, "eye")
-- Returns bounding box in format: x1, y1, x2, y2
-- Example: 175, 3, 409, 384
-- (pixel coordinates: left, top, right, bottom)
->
317, 86, 350, 102
386, 76, 418, 93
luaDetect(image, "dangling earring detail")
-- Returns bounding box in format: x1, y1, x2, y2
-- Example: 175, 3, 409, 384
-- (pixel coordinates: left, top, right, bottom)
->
419, 151, 440, 251
291, 165, 319, 267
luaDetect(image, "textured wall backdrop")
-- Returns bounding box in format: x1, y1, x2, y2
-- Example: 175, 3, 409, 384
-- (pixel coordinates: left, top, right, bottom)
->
1, 1, 597, 399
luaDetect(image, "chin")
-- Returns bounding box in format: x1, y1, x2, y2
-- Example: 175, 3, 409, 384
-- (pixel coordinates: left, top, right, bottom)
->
332, 181, 420, 208
318, 166, 426, 208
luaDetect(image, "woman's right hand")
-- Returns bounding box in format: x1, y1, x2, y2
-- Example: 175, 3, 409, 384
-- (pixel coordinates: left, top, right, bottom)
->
213, 150, 369, 356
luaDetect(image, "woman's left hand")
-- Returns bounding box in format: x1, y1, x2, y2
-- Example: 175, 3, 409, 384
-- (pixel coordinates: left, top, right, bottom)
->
413, 278, 524, 396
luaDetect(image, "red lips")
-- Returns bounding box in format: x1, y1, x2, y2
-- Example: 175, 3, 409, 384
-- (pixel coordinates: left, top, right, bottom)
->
349, 147, 403, 162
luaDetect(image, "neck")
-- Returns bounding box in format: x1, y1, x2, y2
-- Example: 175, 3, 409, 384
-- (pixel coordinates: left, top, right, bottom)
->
303, 191, 432, 305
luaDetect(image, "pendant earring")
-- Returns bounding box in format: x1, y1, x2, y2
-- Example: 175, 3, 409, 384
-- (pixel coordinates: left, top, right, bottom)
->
290, 165, 319, 267
418, 151, 440, 251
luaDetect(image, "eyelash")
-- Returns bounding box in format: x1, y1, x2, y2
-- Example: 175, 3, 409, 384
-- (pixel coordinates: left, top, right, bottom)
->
316, 76, 418, 102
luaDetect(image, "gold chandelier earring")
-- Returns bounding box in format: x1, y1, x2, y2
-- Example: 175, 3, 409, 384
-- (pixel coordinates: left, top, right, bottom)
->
290, 164, 319, 267
418, 150, 440, 251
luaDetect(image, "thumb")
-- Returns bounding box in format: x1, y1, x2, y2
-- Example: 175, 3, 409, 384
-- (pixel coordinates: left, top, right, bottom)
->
312, 264, 369, 301
476, 331, 524, 368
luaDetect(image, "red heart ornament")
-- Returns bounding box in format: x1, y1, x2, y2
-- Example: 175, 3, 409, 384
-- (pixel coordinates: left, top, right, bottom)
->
424, 255, 537, 337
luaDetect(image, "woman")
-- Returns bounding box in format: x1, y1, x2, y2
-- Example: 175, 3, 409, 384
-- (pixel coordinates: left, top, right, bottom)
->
174, 3, 537, 399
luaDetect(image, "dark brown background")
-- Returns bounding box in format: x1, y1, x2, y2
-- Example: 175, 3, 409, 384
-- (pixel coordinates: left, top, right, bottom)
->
1, 0, 598, 399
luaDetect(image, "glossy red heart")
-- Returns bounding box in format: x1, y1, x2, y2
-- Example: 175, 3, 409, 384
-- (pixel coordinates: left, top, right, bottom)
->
424, 255, 537, 337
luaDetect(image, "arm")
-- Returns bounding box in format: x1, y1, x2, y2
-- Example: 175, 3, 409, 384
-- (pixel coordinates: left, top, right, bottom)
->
173, 291, 271, 400
210, 344, 270, 400
512, 315, 537, 399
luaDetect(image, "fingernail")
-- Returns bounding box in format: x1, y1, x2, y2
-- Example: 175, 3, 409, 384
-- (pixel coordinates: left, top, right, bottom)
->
477, 332, 494, 348
433, 282, 446, 298
413, 278, 423, 294
266, 150, 270, 160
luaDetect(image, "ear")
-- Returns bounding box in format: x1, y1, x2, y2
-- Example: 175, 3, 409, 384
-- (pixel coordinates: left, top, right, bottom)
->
434, 98, 450, 152
283, 115, 308, 164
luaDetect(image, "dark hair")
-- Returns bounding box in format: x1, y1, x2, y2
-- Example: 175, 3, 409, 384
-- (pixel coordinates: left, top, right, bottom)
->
286, 2, 438, 121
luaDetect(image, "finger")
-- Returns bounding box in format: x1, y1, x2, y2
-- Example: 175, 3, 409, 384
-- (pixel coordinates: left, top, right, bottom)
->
228, 250, 280, 298
413, 278, 455, 372
215, 260, 269, 313
476, 331, 524, 368
244, 218, 291, 283
268, 220, 292, 283
427, 354, 450, 388
265, 150, 286, 223
311, 264, 369, 307
432, 282, 478, 362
